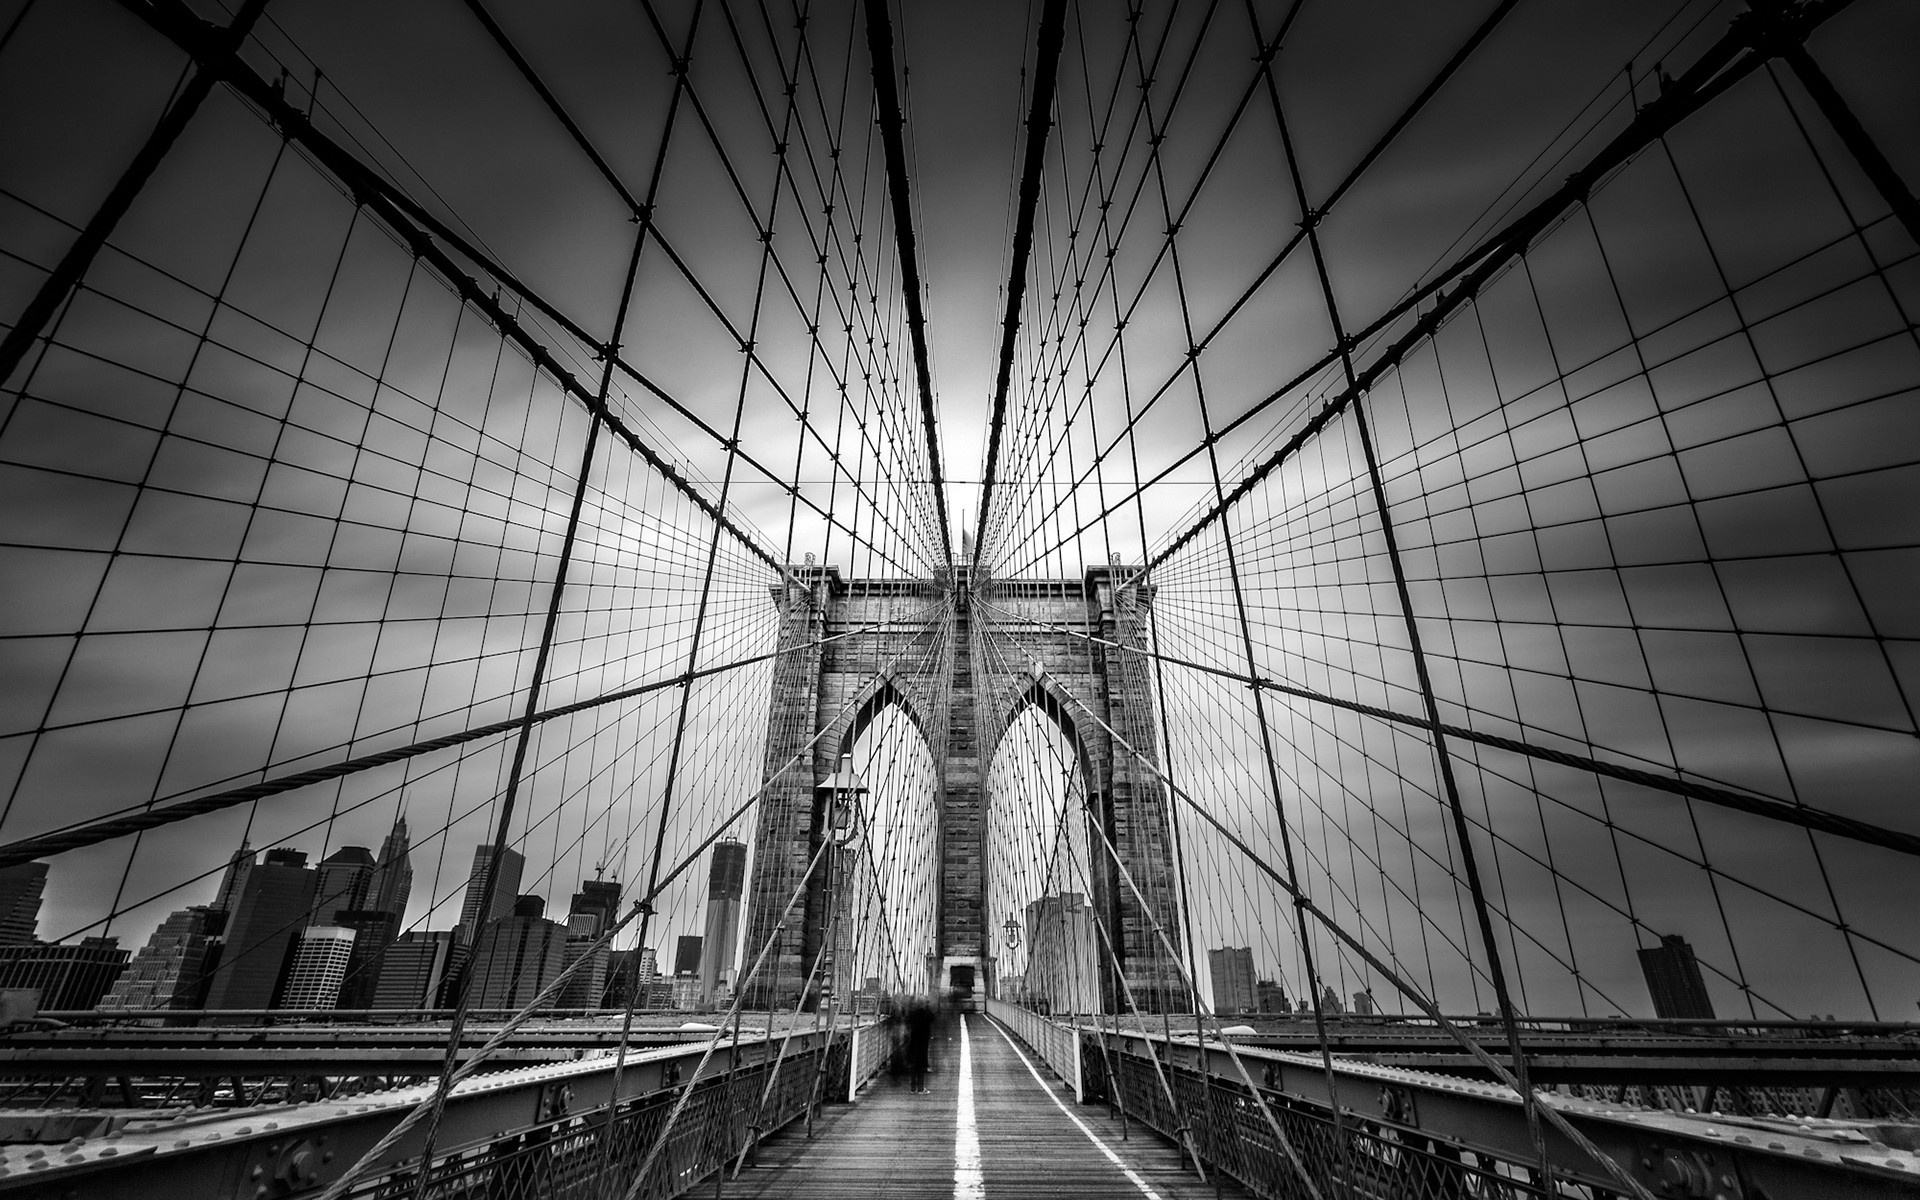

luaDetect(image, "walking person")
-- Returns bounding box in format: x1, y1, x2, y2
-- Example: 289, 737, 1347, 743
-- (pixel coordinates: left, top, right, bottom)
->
905, 997, 934, 1093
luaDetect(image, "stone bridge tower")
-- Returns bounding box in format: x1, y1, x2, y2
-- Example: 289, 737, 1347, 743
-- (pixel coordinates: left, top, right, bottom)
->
742, 562, 1183, 1013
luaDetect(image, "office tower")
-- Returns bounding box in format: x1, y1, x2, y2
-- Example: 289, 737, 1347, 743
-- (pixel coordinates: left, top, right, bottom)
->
334, 909, 399, 1009
556, 876, 619, 1008
373, 930, 460, 1010
1256, 978, 1289, 1014
312, 846, 376, 926
674, 935, 703, 978
699, 840, 746, 1004
1639, 934, 1716, 1019
211, 842, 254, 914
602, 949, 643, 1008
466, 895, 567, 1010
560, 937, 610, 1010
0, 937, 127, 1009
101, 907, 226, 1015
280, 927, 356, 1009
202, 848, 317, 1014
1208, 947, 1258, 1014
570, 877, 621, 938
457, 845, 525, 945
0, 862, 48, 946
1023, 893, 1099, 1015
367, 816, 413, 921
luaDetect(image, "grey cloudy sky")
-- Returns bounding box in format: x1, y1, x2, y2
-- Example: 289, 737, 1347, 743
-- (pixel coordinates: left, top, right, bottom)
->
1, 0, 1916, 1018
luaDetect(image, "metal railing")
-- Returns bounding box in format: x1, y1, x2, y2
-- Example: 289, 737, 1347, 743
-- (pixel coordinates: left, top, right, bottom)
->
984, 1000, 1080, 1100
0, 1017, 893, 1200
983, 1005, 1920, 1200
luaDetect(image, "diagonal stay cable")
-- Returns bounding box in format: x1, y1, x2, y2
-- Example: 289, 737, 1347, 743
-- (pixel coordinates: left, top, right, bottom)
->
111, 0, 855, 584
1032, 664, 1656, 1200
0, 606, 937, 871
310, 613, 943, 1200
1126, 1, 1839, 585
972, 597, 1920, 859
971, 0, 1068, 566
864, 0, 954, 566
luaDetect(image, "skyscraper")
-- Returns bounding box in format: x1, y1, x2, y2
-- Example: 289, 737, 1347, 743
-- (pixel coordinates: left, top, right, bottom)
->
1639, 934, 1716, 1020
210, 842, 253, 914
674, 934, 704, 978
569, 877, 621, 938
311, 846, 376, 926
457, 845, 525, 945
1256, 979, 1289, 1014
466, 895, 567, 1010
1208, 947, 1258, 1014
202, 848, 317, 1015
101, 907, 226, 1016
561, 877, 621, 1010
699, 840, 746, 1004
373, 930, 461, 1010
1023, 893, 1099, 1014
334, 909, 399, 1010
281, 927, 356, 1009
366, 816, 413, 921
0, 862, 47, 946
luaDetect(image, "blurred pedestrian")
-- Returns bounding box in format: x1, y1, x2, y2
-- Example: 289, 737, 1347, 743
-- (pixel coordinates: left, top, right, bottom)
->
905, 997, 934, 1093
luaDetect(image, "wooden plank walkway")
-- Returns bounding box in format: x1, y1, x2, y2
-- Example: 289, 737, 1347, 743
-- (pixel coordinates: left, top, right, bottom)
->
731, 1012, 1244, 1198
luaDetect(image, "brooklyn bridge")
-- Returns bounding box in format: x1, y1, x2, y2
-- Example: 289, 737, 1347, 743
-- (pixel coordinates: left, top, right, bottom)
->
0, 0, 1916, 1195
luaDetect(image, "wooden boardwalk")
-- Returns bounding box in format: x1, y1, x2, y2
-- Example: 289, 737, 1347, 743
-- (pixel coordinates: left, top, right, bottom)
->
732, 1012, 1243, 1199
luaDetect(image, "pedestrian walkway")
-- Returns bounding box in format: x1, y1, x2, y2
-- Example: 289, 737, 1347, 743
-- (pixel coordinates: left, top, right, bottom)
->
733, 1012, 1241, 1199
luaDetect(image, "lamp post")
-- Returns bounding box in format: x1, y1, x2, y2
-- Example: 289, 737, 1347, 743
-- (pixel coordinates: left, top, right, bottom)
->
814, 752, 867, 1014
1002, 914, 1021, 1004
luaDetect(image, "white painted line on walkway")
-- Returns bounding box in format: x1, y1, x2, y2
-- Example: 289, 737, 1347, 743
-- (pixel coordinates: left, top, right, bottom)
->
955, 1015, 985, 1200
987, 1016, 1164, 1200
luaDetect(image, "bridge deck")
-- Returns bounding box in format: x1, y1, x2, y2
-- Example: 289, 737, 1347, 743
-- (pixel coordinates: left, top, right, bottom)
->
736, 1013, 1241, 1199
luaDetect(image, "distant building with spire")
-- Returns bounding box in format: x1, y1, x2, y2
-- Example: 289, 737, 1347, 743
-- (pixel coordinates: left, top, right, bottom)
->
367, 816, 413, 921
210, 842, 253, 914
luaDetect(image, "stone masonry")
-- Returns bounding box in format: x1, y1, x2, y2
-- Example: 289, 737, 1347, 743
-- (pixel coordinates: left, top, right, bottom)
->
743, 562, 1182, 1012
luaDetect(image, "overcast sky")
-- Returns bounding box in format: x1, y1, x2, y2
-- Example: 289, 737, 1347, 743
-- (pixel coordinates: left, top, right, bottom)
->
1, 0, 1916, 1019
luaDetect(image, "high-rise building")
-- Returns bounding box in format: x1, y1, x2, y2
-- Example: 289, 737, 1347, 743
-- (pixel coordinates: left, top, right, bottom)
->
373, 930, 461, 1010
700, 840, 746, 1004
457, 845, 525, 945
0, 862, 48, 946
569, 877, 621, 938
282, 927, 356, 1009
1024, 893, 1099, 1015
560, 937, 610, 1010
466, 895, 566, 1010
1639, 934, 1716, 1019
334, 909, 399, 1009
0, 937, 127, 1009
602, 948, 649, 1008
101, 907, 226, 1016
1255, 978, 1289, 1014
211, 842, 254, 914
1208, 947, 1258, 1014
674, 934, 704, 978
367, 817, 413, 921
202, 848, 317, 1015
311, 846, 375, 926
